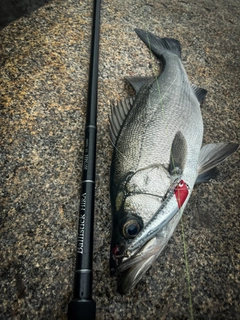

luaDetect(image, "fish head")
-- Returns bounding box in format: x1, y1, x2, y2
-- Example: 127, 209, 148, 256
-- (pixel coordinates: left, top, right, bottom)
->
110, 179, 190, 294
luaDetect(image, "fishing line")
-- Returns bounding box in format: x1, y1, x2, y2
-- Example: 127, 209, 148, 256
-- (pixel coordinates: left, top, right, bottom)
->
109, 137, 129, 161
143, 23, 180, 171
138, 3, 194, 318
180, 216, 194, 320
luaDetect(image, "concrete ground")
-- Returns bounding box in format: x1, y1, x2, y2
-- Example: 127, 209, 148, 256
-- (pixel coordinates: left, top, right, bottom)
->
0, 0, 239, 319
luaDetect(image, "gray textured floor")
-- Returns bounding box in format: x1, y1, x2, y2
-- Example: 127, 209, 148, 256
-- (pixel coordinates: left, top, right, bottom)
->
0, 0, 51, 29
0, 0, 239, 319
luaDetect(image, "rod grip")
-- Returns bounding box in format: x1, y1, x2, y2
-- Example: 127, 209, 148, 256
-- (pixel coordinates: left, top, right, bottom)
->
68, 299, 96, 320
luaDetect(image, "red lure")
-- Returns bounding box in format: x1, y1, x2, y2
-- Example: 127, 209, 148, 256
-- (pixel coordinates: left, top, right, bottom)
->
174, 180, 189, 208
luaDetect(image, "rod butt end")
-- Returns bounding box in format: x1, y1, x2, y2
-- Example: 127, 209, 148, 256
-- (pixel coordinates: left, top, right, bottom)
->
68, 299, 96, 320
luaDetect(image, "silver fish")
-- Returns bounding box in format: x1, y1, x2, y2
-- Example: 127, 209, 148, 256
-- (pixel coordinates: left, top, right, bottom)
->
109, 29, 239, 295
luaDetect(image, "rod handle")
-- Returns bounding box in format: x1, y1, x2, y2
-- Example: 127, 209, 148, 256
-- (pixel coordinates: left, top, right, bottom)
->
68, 299, 96, 320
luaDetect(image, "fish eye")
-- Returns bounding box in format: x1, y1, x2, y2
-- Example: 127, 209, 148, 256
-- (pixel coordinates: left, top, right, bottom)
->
122, 219, 141, 239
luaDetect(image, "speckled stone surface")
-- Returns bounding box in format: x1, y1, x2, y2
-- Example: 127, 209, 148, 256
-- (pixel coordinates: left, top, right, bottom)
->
0, 0, 51, 29
0, 0, 239, 319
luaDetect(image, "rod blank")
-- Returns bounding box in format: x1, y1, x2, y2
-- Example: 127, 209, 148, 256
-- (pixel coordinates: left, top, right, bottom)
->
68, 0, 101, 319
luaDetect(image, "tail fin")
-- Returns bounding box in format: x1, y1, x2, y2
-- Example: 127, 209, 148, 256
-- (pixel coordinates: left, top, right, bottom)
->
135, 28, 181, 59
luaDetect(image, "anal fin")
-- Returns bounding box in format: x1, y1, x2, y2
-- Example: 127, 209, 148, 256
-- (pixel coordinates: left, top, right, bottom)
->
195, 167, 219, 184
197, 142, 239, 179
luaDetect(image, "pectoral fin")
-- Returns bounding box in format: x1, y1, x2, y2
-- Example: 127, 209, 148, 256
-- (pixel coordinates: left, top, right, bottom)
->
196, 142, 239, 183
169, 131, 188, 176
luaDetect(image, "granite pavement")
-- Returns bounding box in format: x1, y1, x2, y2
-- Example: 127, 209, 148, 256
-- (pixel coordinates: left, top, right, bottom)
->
0, 0, 239, 319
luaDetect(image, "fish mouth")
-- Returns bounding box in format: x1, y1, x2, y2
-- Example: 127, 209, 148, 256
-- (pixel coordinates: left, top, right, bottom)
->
115, 237, 162, 295
110, 243, 126, 275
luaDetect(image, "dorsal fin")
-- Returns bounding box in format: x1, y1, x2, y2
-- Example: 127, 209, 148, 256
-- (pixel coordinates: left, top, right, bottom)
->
125, 76, 154, 93
169, 131, 187, 176
191, 84, 207, 104
109, 97, 135, 144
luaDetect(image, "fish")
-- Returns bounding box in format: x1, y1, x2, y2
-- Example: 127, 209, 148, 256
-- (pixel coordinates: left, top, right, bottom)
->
109, 28, 239, 295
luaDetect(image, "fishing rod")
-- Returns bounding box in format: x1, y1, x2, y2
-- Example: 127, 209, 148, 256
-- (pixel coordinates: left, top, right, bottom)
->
67, 0, 101, 319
